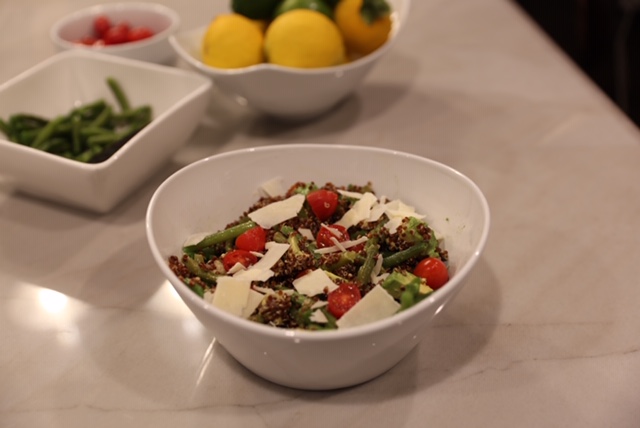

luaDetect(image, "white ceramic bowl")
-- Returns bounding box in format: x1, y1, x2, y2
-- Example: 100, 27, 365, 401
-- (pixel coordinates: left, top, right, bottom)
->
169, 0, 410, 119
50, 2, 180, 64
146, 144, 490, 390
0, 50, 211, 213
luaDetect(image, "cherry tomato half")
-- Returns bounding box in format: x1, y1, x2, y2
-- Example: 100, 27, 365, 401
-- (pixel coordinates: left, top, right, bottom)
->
103, 22, 130, 45
127, 26, 155, 42
235, 226, 266, 252
413, 257, 449, 289
327, 283, 361, 318
222, 250, 258, 272
316, 224, 349, 248
306, 189, 339, 221
93, 15, 112, 38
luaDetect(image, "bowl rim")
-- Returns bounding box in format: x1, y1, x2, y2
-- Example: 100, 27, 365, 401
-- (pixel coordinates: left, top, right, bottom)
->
0, 49, 211, 172
146, 143, 491, 341
169, 0, 411, 76
50, 2, 181, 53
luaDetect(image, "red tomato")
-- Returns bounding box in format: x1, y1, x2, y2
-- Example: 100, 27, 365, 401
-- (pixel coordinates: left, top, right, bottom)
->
327, 283, 361, 318
413, 257, 449, 289
76, 36, 98, 46
127, 26, 155, 42
316, 224, 349, 248
103, 22, 130, 45
235, 226, 266, 252
306, 189, 339, 221
222, 250, 258, 272
93, 15, 112, 38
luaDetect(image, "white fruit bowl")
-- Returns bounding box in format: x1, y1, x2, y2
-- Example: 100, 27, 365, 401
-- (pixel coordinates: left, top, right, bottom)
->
169, 0, 410, 120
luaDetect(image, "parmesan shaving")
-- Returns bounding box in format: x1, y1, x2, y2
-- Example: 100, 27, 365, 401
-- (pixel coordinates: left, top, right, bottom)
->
298, 228, 315, 241
335, 192, 378, 229
310, 310, 329, 324
313, 236, 369, 254
248, 194, 305, 229
258, 177, 285, 198
337, 189, 364, 199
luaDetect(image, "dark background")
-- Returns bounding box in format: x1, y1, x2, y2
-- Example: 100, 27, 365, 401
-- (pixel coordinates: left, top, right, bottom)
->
512, 0, 640, 127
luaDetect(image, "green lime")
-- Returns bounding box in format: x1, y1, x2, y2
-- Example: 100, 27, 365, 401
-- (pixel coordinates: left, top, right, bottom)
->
274, 0, 333, 19
232, 0, 281, 20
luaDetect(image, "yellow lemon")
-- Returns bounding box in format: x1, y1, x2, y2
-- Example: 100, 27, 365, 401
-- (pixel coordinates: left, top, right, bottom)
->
264, 9, 346, 68
201, 14, 265, 69
335, 0, 392, 56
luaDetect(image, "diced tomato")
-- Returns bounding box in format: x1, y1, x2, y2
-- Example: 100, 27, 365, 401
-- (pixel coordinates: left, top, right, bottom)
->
222, 250, 258, 272
306, 189, 339, 221
316, 224, 349, 248
93, 15, 112, 38
127, 26, 155, 42
327, 283, 361, 318
103, 22, 130, 45
235, 226, 266, 252
413, 257, 449, 289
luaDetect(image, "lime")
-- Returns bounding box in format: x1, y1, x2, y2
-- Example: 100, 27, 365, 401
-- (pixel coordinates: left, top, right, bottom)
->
264, 9, 346, 68
274, 0, 334, 19
201, 14, 265, 69
232, 0, 281, 20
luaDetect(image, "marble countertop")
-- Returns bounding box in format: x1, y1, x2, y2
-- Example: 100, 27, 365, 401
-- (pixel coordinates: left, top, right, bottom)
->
2, 0, 640, 427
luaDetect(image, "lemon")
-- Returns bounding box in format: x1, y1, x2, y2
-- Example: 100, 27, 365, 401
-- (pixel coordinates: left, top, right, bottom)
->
201, 14, 265, 69
264, 9, 346, 68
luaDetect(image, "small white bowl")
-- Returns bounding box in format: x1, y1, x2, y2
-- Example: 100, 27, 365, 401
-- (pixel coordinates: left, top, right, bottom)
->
50, 2, 180, 65
146, 144, 490, 390
170, 0, 410, 119
0, 50, 212, 213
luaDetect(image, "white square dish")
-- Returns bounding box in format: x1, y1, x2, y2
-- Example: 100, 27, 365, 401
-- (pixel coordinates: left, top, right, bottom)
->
0, 50, 211, 213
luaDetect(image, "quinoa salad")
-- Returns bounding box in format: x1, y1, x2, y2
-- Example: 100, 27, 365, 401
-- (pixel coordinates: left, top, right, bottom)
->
168, 178, 450, 330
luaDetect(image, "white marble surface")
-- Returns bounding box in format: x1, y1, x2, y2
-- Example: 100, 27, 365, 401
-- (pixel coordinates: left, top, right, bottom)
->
2, 0, 640, 427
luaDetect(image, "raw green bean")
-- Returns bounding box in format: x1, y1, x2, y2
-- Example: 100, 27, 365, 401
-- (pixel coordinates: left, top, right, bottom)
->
31, 116, 66, 149
107, 77, 131, 111
71, 115, 82, 154
185, 221, 258, 252
0, 78, 151, 163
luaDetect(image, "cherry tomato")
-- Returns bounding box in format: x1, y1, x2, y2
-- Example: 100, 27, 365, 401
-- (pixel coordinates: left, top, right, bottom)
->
127, 26, 155, 42
306, 189, 339, 221
316, 224, 349, 248
103, 22, 130, 45
93, 15, 112, 38
222, 250, 258, 272
413, 257, 449, 289
235, 226, 266, 252
76, 36, 98, 46
327, 283, 361, 318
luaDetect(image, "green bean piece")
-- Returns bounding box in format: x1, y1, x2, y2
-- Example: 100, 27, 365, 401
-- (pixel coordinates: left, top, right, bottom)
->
356, 239, 380, 285
107, 77, 131, 111
185, 256, 219, 284
18, 128, 41, 145
185, 220, 258, 252
71, 100, 107, 121
75, 146, 103, 163
71, 115, 82, 154
382, 241, 433, 269
80, 126, 113, 137
9, 114, 47, 131
87, 133, 119, 146
31, 116, 66, 150
88, 104, 112, 128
